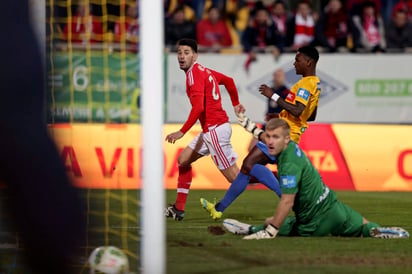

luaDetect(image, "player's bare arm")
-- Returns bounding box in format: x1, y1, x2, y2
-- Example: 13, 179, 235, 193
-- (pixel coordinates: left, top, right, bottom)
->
243, 192, 295, 239
165, 131, 184, 144
234, 104, 245, 115
265, 193, 295, 229
259, 84, 306, 117
277, 100, 306, 117
267, 95, 306, 118
258, 84, 275, 98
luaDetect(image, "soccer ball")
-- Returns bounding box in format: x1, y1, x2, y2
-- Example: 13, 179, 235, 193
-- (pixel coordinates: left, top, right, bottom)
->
88, 246, 129, 274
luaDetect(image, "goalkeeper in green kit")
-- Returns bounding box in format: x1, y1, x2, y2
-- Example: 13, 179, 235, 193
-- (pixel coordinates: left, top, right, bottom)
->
223, 118, 409, 239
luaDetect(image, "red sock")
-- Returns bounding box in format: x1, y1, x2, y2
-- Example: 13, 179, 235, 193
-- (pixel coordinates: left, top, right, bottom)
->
175, 166, 192, 211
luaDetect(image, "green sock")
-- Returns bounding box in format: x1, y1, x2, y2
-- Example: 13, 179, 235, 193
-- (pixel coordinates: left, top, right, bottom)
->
249, 224, 265, 234
362, 222, 380, 237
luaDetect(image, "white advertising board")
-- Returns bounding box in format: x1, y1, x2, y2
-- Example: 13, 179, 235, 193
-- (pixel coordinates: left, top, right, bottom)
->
166, 53, 412, 124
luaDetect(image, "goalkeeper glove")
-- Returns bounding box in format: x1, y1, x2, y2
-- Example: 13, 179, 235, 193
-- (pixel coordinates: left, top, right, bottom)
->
242, 224, 279, 240
236, 113, 263, 140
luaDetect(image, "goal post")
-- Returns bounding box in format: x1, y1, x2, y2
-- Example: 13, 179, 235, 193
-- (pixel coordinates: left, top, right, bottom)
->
140, 0, 166, 272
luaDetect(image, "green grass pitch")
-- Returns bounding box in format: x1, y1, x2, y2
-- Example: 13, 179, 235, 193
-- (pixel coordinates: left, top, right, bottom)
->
1, 189, 412, 273
166, 190, 412, 274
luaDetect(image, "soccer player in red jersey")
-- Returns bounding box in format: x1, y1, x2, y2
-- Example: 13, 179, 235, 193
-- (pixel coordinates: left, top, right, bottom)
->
164, 38, 245, 220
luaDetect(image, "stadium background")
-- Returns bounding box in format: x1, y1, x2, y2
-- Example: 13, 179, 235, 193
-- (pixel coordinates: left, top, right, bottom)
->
49, 48, 412, 193
45, 0, 411, 271
45, 0, 412, 193
1, 0, 411, 273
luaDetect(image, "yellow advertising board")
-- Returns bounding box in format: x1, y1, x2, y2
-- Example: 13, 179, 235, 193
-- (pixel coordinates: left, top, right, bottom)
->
48, 123, 412, 191
48, 124, 252, 189
332, 124, 412, 191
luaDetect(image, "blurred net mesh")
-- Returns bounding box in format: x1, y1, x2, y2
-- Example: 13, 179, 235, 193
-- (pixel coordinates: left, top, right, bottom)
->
46, 0, 139, 272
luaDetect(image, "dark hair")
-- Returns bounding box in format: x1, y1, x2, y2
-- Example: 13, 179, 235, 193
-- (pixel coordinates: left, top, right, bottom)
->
297, 0, 311, 8
274, 0, 288, 9
208, 5, 219, 13
298, 46, 319, 62
250, 1, 267, 17
173, 5, 185, 15
363, 1, 376, 9
177, 38, 198, 53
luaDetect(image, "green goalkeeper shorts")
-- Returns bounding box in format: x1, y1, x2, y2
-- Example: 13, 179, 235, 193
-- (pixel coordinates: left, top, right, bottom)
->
279, 200, 366, 237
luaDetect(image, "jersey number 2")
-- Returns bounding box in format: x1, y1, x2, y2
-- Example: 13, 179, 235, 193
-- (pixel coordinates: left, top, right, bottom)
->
209, 75, 220, 101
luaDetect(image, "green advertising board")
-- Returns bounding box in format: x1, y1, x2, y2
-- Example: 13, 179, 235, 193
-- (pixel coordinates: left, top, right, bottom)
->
47, 50, 140, 123
355, 79, 412, 97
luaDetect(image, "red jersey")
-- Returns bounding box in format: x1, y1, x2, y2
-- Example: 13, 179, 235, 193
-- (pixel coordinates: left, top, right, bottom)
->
196, 19, 232, 47
113, 19, 139, 52
63, 13, 103, 43
180, 63, 240, 133
114, 19, 139, 43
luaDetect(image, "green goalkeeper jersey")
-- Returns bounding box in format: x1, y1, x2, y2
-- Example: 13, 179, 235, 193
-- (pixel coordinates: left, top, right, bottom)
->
277, 141, 337, 228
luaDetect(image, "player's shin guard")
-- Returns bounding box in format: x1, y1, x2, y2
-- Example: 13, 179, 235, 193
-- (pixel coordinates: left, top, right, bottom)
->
175, 166, 192, 211
215, 172, 250, 212
250, 164, 282, 197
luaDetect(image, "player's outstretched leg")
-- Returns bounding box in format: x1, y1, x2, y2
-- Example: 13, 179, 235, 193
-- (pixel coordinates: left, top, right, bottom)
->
370, 227, 409, 238
250, 164, 281, 197
222, 219, 251, 235
200, 198, 222, 220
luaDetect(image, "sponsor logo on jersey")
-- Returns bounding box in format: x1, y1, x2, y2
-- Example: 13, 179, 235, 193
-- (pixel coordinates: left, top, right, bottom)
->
297, 88, 310, 101
286, 92, 295, 103
280, 175, 297, 188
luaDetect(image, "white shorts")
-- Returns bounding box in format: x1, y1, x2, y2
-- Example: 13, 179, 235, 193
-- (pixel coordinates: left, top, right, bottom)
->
188, 122, 238, 170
